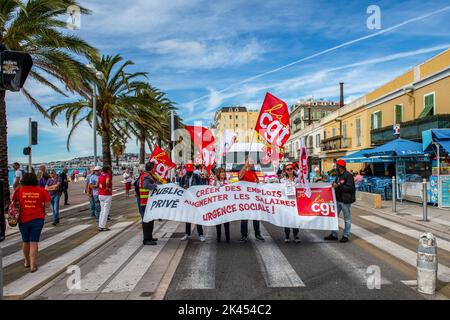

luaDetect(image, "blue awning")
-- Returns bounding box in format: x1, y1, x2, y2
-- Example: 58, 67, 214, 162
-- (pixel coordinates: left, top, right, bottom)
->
340, 149, 394, 163
422, 129, 450, 154
362, 138, 424, 157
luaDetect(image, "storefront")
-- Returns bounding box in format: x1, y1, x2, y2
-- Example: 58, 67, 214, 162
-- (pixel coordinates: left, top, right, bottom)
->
423, 129, 450, 208
340, 139, 431, 202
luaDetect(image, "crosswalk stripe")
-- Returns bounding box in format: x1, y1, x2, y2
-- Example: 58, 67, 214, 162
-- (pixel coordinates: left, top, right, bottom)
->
303, 230, 391, 285
177, 227, 216, 290
346, 220, 450, 283
1, 227, 55, 249
251, 225, 305, 288
102, 221, 180, 293
360, 215, 450, 252
3, 224, 91, 268
3, 221, 133, 297
67, 232, 143, 293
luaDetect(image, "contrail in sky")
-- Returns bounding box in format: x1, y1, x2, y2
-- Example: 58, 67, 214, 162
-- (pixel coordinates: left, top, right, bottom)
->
184, 5, 450, 107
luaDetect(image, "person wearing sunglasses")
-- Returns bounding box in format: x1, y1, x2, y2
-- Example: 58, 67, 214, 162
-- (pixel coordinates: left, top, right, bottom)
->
280, 163, 301, 243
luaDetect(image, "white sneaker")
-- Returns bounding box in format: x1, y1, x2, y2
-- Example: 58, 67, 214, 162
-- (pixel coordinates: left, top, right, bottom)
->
284, 237, 290, 243
181, 234, 189, 241
199, 235, 206, 242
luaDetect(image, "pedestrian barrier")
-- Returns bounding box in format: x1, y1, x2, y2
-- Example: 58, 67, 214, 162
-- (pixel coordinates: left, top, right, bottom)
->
417, 233, 437, 295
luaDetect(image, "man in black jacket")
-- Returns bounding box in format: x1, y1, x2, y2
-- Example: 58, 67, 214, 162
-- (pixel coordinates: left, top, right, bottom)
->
179, 163, 205, 242
324, 159, 355, 243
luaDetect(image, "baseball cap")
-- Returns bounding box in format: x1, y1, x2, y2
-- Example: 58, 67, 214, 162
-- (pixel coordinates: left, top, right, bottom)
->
93, 166, 102, 171
336, 159, 346, 168
185, 163, 194, 172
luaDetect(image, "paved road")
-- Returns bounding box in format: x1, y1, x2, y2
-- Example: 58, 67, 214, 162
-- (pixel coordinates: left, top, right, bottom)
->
2, 195, 449, 300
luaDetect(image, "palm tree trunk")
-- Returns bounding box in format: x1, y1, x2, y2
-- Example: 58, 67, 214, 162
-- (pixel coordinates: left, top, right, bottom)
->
101, 123, 112, 168
139, 134, 145, 164
0, 90, 10, 206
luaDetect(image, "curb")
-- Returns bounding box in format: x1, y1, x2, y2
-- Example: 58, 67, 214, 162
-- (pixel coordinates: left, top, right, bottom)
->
354, 204, 450, 239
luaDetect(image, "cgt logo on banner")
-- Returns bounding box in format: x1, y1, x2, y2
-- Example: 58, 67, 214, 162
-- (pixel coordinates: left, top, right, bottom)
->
143, 182, 338, 230
149, 146, 176, 183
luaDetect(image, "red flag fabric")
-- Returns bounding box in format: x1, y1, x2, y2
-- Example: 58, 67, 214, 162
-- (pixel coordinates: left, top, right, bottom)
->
185, 125, 216, 172
149, 145, 176, 182
255, 92, 290, 149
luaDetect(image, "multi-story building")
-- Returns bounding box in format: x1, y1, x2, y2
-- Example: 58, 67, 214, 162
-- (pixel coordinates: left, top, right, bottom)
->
285, 98, 340, 169
287, 48, 450, 173
212, 106, 259, 145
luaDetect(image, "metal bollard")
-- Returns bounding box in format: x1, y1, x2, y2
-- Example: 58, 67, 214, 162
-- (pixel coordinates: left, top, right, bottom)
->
422, 179, 428, 222
392, 176, 396, 213
417, 233, 437, 295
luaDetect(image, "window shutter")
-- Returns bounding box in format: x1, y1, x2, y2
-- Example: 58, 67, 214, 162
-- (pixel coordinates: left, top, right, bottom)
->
377, 112, 382, 128
371, 113, 375, 130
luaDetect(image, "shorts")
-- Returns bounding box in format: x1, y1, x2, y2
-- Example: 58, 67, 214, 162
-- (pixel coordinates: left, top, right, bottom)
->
125, 182, 132, 191
19, 219, 45, 243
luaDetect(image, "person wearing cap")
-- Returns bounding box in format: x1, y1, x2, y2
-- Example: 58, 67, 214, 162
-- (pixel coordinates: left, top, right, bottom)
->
86, 167, 101, 222
324, 159, 355, 243
280, 163, 301, 243
239, 158, 265, 242
138, 162, 159, 245
179, 163, 205, 242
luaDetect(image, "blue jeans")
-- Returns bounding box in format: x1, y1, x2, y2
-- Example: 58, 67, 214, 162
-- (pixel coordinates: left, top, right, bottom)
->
90, 195, 101, 222
50, 194, 61, 224
332, 202, 351, 238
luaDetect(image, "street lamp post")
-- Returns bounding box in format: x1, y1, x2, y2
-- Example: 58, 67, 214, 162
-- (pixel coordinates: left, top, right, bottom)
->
86, 64, 104, 167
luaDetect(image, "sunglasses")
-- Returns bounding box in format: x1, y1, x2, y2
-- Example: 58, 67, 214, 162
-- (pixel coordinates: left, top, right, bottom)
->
286, 168, 294, 171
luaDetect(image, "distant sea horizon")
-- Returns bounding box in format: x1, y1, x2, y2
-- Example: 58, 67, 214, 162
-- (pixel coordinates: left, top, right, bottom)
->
7, 167, 87, 187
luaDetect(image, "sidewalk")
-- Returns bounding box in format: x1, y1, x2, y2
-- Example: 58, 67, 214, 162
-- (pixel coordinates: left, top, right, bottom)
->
354, 200, 450, 238
4, 175, 127, 237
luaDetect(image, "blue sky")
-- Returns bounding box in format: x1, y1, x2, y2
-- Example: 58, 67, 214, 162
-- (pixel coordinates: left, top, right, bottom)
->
6, 0, 450, 163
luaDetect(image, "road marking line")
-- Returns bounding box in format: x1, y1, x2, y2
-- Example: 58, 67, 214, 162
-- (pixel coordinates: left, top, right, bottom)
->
304, 230, 391, 285
361, 215, 450, 252
102, 221, 179, 293
346, 220, 450, 283
176, 226, 216, 290
67, 232, 143, 293
3, 224, 91, 268
251, 225, 305, 288
1, 227, 54, 249
3, 221, 133, 297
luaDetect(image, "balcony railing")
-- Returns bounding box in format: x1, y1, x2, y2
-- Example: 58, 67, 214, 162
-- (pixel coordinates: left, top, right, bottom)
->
320, 136, 352, 152
371, 114, 450, 146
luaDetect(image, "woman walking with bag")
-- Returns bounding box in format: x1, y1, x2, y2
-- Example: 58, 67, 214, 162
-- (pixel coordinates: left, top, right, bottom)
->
212, 168, 230, 243
12, 173, 50, 272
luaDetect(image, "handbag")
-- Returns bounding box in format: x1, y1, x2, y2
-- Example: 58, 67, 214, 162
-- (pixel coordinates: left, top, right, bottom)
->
7, 193, 20, 228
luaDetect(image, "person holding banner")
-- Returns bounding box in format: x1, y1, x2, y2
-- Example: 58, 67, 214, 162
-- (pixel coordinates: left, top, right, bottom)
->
138, 162, 159, 245
280, 163, 301, 243
180, 163, 205, 242
324, 159, 355, 243
212, 168, 230, 243
239, 159, 265, 242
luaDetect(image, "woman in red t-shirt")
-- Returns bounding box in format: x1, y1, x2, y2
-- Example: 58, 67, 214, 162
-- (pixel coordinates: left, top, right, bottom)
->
12, 173, 50, 273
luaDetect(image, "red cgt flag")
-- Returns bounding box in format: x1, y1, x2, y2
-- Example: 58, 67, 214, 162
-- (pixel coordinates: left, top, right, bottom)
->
185, 125, 216, 172
255, 92, 290, 149
149, 145, 176, 182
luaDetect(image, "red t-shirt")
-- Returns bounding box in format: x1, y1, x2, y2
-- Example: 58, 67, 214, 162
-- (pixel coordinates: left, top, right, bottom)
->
98, 173, 112, 196
13, 186, 50, 223
240, 170, 259, 183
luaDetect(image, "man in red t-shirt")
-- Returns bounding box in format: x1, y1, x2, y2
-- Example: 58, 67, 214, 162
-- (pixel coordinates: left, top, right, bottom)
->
98, 166, 113, 231
238, 159, 264, 242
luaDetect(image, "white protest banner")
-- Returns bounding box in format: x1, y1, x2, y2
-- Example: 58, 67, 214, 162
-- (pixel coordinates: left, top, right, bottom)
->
143, 182, 338, 230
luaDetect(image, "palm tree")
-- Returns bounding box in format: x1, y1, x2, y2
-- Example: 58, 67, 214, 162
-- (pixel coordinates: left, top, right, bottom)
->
0, 0, 97, 200
47, 54, 147, 168
121, 85, 176, 164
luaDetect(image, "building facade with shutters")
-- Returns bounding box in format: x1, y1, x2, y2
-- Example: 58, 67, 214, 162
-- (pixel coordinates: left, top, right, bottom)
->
286, 48, 450, 173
